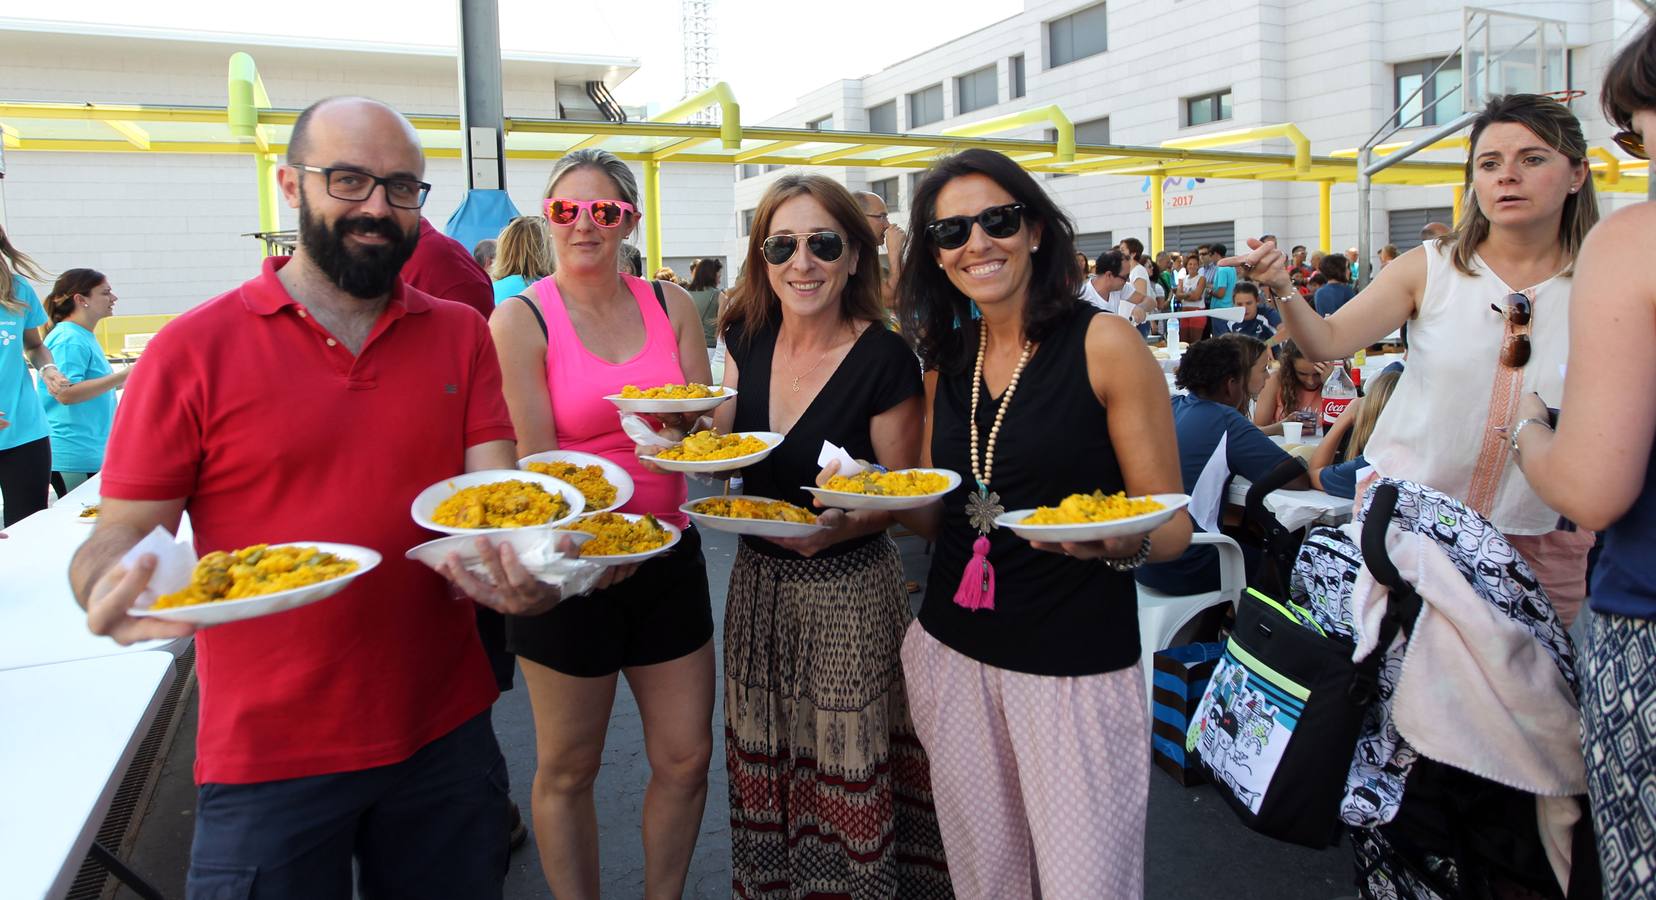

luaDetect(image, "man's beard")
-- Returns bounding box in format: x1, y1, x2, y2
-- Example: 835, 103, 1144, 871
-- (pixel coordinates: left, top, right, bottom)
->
298, 195, 420, 300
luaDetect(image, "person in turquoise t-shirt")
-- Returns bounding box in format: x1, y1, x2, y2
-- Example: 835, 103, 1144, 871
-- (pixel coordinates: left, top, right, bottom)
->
39, 269, 129, 496
1207, 242, 1238, 310
0, 227, 70, 525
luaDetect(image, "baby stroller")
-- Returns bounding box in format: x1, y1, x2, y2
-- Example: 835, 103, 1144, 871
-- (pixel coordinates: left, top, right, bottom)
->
1291, 480, 1600, 900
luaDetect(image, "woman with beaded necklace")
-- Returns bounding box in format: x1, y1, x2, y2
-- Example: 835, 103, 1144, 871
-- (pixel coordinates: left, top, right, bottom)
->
892, 148, 1189, 897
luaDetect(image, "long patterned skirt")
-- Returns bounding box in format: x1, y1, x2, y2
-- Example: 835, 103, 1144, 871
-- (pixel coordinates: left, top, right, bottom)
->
725, 536, 953, 900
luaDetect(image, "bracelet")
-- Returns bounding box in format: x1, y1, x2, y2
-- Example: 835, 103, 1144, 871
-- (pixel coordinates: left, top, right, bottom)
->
40, 363, 58, 372
1510, 417, 1551, 457
1104, 536, 1153, 572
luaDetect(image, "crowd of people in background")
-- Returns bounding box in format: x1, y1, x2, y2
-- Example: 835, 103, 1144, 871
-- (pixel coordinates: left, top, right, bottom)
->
0, 11, 1646, 900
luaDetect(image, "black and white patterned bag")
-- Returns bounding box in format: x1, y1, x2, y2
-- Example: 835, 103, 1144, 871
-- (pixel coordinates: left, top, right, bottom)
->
1286, 478, 1578, 830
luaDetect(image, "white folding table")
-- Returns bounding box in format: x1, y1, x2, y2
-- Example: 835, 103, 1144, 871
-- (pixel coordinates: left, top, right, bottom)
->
0, 651, 177, 899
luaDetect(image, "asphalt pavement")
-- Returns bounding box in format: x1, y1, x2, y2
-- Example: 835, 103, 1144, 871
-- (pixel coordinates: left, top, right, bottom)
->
117, 491, 1355, 899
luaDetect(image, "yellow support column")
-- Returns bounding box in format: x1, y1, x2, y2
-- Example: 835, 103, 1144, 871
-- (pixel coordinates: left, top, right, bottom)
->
256, 153, 278, 238
1318, 181, 1332, 253
1452, 185, 1465, 226
643, 159, 662, 276
1149, 173, 1164, 254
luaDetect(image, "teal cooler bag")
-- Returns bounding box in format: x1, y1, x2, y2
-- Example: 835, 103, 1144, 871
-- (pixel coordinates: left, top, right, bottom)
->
1185, 588, 1403, 848
1151, 642, 1224, 786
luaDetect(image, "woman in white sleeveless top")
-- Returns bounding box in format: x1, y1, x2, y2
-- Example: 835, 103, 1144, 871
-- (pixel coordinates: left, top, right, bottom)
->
1227, 93, 1599, 624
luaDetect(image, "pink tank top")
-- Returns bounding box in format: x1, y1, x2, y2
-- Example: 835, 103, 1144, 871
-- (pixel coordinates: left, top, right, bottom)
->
532, 274, 689, 527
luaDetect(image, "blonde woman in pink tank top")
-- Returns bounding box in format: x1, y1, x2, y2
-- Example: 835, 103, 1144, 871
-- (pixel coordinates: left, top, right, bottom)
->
488, 149, 716, 900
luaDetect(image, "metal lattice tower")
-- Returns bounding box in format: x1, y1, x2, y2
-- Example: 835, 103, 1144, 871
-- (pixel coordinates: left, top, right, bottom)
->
681, 0, 717, 124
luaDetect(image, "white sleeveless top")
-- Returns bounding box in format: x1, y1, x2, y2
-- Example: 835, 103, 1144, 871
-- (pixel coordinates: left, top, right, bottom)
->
1364, 241, 1570, 535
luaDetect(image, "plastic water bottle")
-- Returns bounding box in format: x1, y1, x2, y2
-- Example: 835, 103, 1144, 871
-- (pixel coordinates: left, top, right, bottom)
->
1166, 315, 1182, 355
1320, 365, 1358, 435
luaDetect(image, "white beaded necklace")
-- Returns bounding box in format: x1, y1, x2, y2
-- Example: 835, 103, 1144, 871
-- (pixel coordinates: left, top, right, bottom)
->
965, 318, 1034, 535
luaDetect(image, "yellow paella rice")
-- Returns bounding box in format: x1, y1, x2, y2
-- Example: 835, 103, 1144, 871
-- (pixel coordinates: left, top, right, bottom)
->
656, 430, 768, 462
1021, 491, 1165, 525
822, 470, 950, 496
691, 497, 816, 524
79, 504, 100, 518
569, 512, 672, 556
153, 544, 359, 609
525, 461, 618, 510
620, 383, 724, 399
431, 480, 569, 529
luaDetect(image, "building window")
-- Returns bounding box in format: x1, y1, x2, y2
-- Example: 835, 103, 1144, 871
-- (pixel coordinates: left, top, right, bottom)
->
1047, 117, 1109, 178
807, 115, 833, 131
869, 177, 898, 210
908, 172, 925, 204
739, 164, 761, 180
740, 208, 756, 236
956, 65, 998, 116
1184, 90, 1232, 127
763, 164, 784, 173
1010, 54, 1026, 99
1394, 56, 1462, 128
908, 84, 944, 128
1047, 3, 1108, 68
866, 100, 897, 134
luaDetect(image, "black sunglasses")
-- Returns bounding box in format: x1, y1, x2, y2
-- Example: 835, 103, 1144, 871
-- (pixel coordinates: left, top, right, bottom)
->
761, 231, 845, 266
1613, 129, 1647, 161
925, 203, 1026, 250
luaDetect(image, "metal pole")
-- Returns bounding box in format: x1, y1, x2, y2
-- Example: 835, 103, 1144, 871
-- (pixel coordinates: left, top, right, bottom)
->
643, 159, 662, 276
456, 0, 506, 191
1318, 181, 1332, 253
1149, 172, 1164, 255
1357, 147, 1372, 291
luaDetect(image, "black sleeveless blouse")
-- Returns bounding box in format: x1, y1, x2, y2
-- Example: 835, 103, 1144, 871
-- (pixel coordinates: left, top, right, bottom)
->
920, 305, 1141, 676
727, 318, 923, 561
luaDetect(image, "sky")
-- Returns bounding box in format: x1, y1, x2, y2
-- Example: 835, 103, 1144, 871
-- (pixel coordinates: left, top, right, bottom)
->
2, 0, 1024, 121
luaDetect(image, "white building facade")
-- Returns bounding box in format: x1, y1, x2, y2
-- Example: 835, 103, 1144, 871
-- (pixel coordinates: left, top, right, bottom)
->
734, 0, 1645, 263
0, 21, 742, 315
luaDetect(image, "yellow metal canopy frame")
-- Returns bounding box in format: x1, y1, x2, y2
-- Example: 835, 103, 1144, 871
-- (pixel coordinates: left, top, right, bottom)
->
0, 51, 1645, 275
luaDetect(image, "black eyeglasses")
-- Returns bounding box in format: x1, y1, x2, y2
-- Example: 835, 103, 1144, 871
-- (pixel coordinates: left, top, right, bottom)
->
292, 164, 431, 209
1613, 129, 1647, 161
1492, 291, 1532, 368
761, 231, 845, 266
924, 203, 1026, 250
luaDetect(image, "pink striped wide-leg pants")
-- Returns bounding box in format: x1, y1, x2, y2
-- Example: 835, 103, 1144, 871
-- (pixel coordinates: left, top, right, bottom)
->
900, 621, 1149, 900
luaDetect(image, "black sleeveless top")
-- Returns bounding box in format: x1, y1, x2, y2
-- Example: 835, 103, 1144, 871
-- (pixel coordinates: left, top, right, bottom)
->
727, 317, 923, 560
920, 305, 1140, 676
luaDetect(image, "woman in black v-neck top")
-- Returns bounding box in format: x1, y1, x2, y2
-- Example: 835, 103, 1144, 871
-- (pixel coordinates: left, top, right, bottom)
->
708, 174, 951, 898
892, 150, 1190, 898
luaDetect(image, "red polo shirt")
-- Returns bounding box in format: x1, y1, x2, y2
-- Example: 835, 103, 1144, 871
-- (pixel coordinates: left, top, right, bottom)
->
400, 217, 494, 319
100, 256, 515, 785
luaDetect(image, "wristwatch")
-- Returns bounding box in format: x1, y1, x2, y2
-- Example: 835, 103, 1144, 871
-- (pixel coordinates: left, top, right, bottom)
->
1510, 417, 1551, 456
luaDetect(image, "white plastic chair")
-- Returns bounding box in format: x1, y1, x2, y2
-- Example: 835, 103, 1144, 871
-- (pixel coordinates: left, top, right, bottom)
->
1136, 532, 1247, 715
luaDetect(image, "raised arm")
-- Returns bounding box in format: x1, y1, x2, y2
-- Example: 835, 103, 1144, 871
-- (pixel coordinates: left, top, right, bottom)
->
1223, 238, 1422, 362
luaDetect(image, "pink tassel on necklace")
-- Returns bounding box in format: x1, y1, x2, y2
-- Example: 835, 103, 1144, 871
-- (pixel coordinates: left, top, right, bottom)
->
952, 535, 996, 611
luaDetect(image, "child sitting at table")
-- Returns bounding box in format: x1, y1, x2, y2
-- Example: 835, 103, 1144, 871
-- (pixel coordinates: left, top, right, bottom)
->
1308, 368, 1401, 499
1253, 340, 1329, 436
1138, 334, 1310, 596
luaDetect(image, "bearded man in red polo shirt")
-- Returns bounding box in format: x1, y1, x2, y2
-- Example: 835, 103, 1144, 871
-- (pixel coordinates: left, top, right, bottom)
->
69, 97, 567, 899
